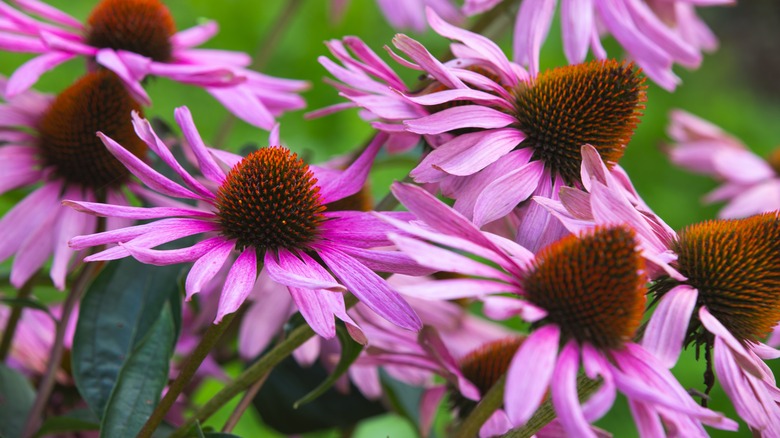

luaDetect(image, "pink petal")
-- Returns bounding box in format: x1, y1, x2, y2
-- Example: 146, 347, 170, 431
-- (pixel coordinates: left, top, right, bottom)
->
51, 187, 95, 290
174, 106, 226, 184
5, 52, 75, 97
206, 85, 275, 130
699, 306, 764, 377
94, 49, 151, 104
215, 249, 258, 322
561, 0, 593, 64
513, 0, 556, 74
171, 21, 218, 48
316, 244, 422, 331
482, 296, 547, 322
0, 182, 60, 261
399, 278, 513, 300
404, 105, 516, 135
420, 386, 446, 437
315, 132, 384, 203
63, 200, 212, 220
121, 236, 225, 266
238, 270, 293, 359
642, 285, 698, 368
288, 286, 339, 339
473, 160, 545, 226
391, 34, 465, 89
98, 132, 201, 200
264, 249, 346, 292
185, 240, 235, 300
505, 324, 560, 424
552, 341, 596, 437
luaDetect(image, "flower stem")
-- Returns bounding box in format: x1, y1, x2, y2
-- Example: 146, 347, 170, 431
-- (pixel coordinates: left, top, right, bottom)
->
455, 373, 506, 438
212, 0, 305, 149
0, 278, 35, 361
21, 261, 102, 438
171, 294, 359, 437
221, 371, 269, 432
137, 312, 237, 438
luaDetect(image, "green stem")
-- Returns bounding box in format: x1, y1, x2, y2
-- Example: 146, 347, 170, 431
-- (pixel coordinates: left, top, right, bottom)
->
137, 312, 237, 438
21, 261, 102, 438
0, 278, 35, 361
221, 371, 269, 432
211, 0, 305, 149
171, 295, 359, 437
455, 374, 506, 438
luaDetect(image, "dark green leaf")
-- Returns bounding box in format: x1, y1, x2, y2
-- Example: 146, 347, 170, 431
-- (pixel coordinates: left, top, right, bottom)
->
71, 258, 183, 419
100, 302, 176, 438
0, 364, 35, 438
33, 409, 100, 437
293, 323, 364, 408
0, 297, 53, 318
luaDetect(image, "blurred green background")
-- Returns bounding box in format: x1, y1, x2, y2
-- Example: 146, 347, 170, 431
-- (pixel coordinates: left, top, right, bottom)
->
1, 0, 778, 436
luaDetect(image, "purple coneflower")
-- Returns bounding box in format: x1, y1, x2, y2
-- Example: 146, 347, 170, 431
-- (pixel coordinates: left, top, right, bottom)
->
330, 0, 463, 32
65, 108, 422, 338
0, 0, 307, 129
380, 182, 737, 437
666, 109, 780, 218
643, 212, 780, 435
512, 0, 731, 90
0, 70, 146, 289
390, 10, 646, 248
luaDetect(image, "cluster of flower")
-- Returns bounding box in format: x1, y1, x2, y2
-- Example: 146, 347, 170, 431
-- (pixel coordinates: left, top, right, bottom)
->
1, 0, 778, 437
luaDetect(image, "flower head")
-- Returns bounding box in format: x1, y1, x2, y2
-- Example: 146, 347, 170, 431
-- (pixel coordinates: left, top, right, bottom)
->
0, 70, 146, 289
389, 10, 646, 238
65, 108, 422, 339
381, 182, 737, 437
0, 0, 308, 129
666, 110, 780, 218
642, 212, 780, 435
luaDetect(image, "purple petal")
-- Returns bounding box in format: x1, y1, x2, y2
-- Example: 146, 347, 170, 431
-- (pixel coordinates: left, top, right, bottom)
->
6, 52, 75, 97
482, 296, 547, 322
404, 105, 516, 135
561, 0, 593, 63
642, 285, 697, 368
11, 202, 58, 288
412, 128, 524, 178
264, 249, 346, 292
552, 341, 596, 437
185, 240, 234, 300
51, 186, 95, 290
473, 160, 545, 226
420, 386, 446, 437
63, 200, 212, 220
206, 85, 275, 130
315, 132, 384, 202
399, 278, 513, 300
513, 0, 556, 74
0, 181, 60, 261
288, 286, 338, 339
13, 0, 83, 28
505, 324, 560, 424
316, 244, 422, 331
121, 236, 225, 266
699, 306, 763, 377
94, 49, 151, 104
171, 21, 218, 48
391, 34, 465, 90
238, 273, 293, 359
174, 106, 226, 184
215, 249, 258, 322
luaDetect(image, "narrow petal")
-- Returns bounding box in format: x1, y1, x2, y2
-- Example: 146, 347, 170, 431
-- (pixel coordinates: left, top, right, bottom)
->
174, 106, 227, 184
699, 307, 764, 377
505, 324, 560, 424
398, 278, 513, 300
315, 132, 384, 202
473, 160, 545, 226
264, 249, 346, 292
5, 52, 75, 98
185, 240, 234, 300
215, 249, 258, 322
0, 182, 60, 261
51, 187, 94, 290
121, 236, 225, 266
420, 386, 446, 437
404, 105, 516, 135
98, 132, 201, 200
552, 341, 596, 438
513, 0, 557, 74
412, 128, 523, 178
642, 285, 698, 368
316, 244, 422, 331
561, 0, 593, 63
288, 286, 338, 339
63, 200, 212, 220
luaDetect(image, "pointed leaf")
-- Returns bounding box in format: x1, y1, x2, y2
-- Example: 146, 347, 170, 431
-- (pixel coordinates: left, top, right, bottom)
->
71, 257, 184, 418
0, 364, 35, 438
100, 302, 176, 438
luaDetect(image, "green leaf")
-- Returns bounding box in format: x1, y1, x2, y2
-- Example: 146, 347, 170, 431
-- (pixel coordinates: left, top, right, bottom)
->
71, 258, 183, 419
100, 302, 176, 438
292, 323, 364, 408
0, 364, 35, 438
0, 297, 53, 318
33, 409, 100, 437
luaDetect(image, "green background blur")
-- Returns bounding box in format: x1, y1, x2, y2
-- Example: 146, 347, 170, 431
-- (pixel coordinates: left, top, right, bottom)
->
1, 1, 778, 436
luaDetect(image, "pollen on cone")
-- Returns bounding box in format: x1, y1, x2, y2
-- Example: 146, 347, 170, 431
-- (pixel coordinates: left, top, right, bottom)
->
216, 147, 326, 252
37, 70, 145, 189
86, 0, 176, 62
513, 60, 647, 185
521, 226, 646, 349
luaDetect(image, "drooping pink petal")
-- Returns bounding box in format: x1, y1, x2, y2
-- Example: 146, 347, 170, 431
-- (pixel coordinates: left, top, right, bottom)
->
0, 181, 60, 261
314, 132, 384, 203
699, 306, 764, 378
50, 186, 93, 290
315, 243, 422, 331
264, 249, 346, 292
552, 341, 596, 437
482, 296, 547, 322
505, 324, 560, 424
473, 160, 545, 226
642, 285, 698, 368
412, 128, 524, 178
206, 85, 275, 130
94, 49, 151, 104
561, 0, 593, 64
420, 386, 446, 437
63, 200, 212, 220
288, 286, 339, 339
215, 248, 258, 322
185, 240, 234, 300
238, 270, 294, 359
11, 199, 58, 288
513, 0, 557, 74
120, 236, 225, 266
171, 21, 218, 49
398, 278, 513, 300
